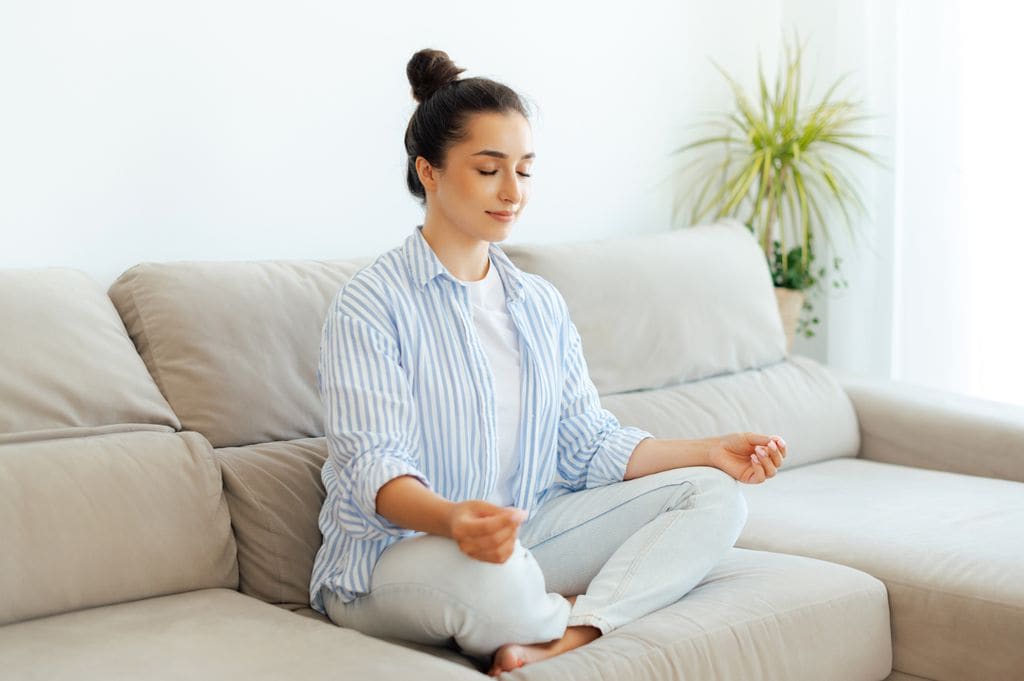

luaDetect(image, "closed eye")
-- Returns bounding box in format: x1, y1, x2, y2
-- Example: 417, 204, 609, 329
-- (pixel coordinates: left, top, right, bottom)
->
479, 170, 532, 177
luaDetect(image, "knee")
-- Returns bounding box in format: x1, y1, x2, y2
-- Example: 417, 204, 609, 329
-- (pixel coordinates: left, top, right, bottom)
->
696, 467, 748, 528
438, 540, 567, 652
660, 467, 747, 523
465, 541, 553, 616
413, 536, 561, 614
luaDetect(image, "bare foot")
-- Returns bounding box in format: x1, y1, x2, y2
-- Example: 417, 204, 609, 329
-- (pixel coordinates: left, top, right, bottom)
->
487, 596, 599, 676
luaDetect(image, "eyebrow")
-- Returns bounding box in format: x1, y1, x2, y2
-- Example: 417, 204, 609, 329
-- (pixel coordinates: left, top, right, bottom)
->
471, 150, 536, 160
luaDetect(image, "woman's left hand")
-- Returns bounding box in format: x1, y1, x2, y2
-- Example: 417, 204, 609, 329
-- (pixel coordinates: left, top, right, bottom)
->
706, 432, 787, 484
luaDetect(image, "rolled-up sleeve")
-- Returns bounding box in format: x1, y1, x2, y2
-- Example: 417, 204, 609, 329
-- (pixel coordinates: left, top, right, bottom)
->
317, 292, 430, 541
555, 297, 654, 490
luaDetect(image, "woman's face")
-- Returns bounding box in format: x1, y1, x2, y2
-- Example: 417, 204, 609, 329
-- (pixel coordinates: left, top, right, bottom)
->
417, 111, 534, 243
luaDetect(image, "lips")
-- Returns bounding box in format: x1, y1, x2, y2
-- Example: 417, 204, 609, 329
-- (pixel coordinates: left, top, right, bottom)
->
486, 210, 515, 223
487, 211, 514, 217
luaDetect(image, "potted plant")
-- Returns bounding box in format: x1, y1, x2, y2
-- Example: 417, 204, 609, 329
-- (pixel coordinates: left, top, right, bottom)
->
671, 33, 883, 351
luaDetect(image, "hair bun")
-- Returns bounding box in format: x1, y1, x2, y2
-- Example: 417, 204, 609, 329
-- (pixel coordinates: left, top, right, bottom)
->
407, 49, 466, 104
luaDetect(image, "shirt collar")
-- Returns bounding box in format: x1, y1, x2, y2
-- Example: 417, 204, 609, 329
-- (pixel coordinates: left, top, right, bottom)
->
404, 225, 526, 302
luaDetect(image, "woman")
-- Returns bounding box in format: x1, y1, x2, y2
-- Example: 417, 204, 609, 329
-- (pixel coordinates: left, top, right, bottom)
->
309, 48, 787, 676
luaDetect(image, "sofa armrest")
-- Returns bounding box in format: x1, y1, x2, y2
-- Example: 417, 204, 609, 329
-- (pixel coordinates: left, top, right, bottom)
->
829, 368, 1024, 483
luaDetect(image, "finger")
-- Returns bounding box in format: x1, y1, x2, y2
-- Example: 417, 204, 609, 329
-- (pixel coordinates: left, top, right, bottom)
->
766, 440, 784, 467
755, 446, 778, 477
750, 433, 788, 452
464, 508, 524, 537
748, 454, 766, 483
473, 534, 518, 563
771, 435, 787, 458
747, 432, 776, 447
490, 535, 519, 563
473, 521, 519, 551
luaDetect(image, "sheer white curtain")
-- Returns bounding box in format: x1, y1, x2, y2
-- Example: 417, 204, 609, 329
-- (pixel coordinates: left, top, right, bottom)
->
888, 0, 969, 394
959, 4, 1024, 407
844, 0, 1024, 407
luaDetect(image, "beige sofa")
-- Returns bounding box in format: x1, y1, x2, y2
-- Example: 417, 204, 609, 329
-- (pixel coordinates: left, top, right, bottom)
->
1, 221, 1020, 680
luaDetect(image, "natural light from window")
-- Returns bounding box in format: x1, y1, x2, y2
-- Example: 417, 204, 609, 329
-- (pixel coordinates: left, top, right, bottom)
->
959, 4, 1024, 408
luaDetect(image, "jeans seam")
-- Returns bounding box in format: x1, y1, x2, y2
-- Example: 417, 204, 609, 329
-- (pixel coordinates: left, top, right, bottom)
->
608, 509, 685, 602
523, 479, 696, 550
566, 612, 613, 635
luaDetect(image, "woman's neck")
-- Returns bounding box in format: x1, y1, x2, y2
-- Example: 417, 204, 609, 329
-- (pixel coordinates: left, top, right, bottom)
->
420, 219, 491, 282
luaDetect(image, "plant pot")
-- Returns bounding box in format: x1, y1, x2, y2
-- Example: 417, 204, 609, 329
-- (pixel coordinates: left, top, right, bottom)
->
773, 286, 805, 354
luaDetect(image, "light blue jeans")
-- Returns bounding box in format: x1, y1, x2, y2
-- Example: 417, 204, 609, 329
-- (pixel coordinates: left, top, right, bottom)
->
322, 466, 748, 662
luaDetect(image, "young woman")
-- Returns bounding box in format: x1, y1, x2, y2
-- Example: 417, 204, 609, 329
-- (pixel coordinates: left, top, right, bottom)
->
310, 48, 788, 676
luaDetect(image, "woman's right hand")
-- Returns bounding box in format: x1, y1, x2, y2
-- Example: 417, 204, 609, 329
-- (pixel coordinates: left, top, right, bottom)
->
446, 500, 528, 563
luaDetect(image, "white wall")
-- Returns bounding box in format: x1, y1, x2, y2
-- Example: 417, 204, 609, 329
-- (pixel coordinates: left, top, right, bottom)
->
0, 0, 785, 291
778, 0, 901, 373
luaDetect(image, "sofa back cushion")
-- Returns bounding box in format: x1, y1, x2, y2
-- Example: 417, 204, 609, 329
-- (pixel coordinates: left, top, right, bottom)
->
0, 268, 180, 443
215, 438, 327, 609
0, 430, 238, 626
603, 355, 860, 470
108, 259, 370, 448
503, 220, 787, 395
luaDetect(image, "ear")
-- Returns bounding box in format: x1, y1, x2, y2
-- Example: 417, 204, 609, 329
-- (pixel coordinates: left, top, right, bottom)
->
416, 156, 439, 193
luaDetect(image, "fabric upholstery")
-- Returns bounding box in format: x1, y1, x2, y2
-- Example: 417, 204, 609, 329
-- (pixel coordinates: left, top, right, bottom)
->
498, 547, 890, 681
737, 457, 1024, 681
831, 368, 1024, 483
503, 220, 787, 395
107, 258, 371, 448
0, 588, 483, 680
215, 438, 327, 608
602, 355, 859, 470
0, 267, 179, 442
883, 671, 933, 681
289, 605, 480, 670
0, 430, 238, 626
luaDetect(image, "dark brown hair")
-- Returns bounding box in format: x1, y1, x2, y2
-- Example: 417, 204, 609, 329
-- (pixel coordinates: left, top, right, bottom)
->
404, 49, 532, 208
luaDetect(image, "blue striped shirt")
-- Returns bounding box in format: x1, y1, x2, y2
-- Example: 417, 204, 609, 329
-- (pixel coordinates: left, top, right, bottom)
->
309, 225, 654, 613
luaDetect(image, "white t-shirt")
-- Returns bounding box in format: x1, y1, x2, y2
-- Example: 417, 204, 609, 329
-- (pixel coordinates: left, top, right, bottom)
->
458, 257, 523, 508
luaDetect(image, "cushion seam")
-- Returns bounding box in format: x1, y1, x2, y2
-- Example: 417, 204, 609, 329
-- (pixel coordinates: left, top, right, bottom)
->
880, 576, 1024, 612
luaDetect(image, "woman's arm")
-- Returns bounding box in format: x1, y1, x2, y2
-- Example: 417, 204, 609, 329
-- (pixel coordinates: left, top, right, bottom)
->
623, 437, 713, 480
376, 475, 528, 563
625, 433, 788, 484
375, 475, 455, 537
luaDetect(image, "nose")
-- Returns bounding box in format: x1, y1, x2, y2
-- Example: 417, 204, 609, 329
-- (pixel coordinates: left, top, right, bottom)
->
499, 174, 523, 207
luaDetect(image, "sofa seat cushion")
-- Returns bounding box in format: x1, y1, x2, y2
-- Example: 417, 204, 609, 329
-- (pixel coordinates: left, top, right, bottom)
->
0, 589, 483, 681
603, 355, 859, 470
497, 547, 890, 681
736, 458, 1024, 681
235, 550, 891, 681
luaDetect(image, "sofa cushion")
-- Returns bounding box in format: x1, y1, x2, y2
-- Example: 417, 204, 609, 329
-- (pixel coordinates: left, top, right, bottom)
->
833, 367, 1024, 483
0, 430, 238, 625
602, 355, 859, 470
0, 268, 179, 443
108, 258, 371, 448
291, 605, 480, 669
503, 220, 786, 396
215, 438, 327, 608
494, 547, 890, 681
0, 588, 482, 681
736, 457, 1024, 680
